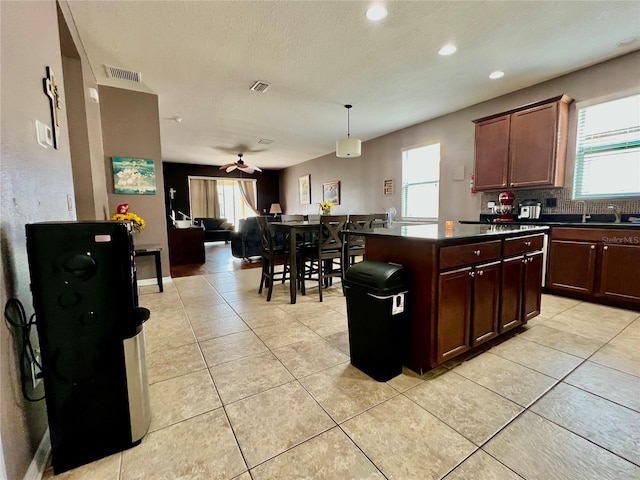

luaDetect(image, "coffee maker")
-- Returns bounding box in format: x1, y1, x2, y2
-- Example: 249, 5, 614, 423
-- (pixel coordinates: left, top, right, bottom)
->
518, 199, 542, 220
494, 191, 516, 222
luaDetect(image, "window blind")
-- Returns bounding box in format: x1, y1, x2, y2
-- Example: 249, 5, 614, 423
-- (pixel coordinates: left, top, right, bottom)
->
573, 94, 640, 200
401, 143, 441, 219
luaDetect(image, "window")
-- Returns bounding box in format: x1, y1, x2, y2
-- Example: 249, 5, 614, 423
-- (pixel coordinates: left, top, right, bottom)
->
189, 177, 257, 225
401, 143, 440, 220
573, 93, 640, 200
216, 179, 257, 225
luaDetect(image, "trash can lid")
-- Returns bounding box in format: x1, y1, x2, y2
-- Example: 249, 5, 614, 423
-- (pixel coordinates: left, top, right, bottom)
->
345, 261, 409, 292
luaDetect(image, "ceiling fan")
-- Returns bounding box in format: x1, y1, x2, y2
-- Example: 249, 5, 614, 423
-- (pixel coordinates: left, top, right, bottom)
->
219, 153, 262, 174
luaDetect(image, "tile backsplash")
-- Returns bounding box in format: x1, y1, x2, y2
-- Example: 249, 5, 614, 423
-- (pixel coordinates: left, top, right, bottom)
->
480, 187, 640, 215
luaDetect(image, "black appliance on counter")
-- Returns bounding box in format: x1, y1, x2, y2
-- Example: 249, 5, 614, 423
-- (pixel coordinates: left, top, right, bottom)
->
26, 221, 151, 474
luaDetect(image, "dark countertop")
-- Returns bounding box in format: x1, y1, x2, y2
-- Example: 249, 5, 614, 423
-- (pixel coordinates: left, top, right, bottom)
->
357, 223, 549, 243
464, 214, 640, 229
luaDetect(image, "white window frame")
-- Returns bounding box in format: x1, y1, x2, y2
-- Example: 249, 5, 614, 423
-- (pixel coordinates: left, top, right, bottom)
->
401, 143, 441, 221
572, 92, 640, 200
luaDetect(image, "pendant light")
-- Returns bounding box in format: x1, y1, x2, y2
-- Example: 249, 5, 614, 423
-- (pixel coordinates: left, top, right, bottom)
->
336, 104, 361, 158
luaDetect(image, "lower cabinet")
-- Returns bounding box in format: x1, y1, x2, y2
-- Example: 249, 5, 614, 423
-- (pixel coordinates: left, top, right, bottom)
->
501, 251, 543, 332
168, 227, 205, 266
547, 228, 640, 308
437, 268, 472, 363
547, 239, 596, 293
599, 243, 640, 303
471, 261, 501, 346
437, 261, 501, 363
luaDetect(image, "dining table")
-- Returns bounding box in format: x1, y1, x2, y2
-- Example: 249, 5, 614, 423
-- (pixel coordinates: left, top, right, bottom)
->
270, 221, 321, 304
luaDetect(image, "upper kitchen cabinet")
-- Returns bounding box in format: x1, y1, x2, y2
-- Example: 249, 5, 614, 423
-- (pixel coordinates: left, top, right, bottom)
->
473, 95, 573, 191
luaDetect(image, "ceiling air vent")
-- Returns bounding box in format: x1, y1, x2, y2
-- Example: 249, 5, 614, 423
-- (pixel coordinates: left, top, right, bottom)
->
250, 81, 270, 93
105, 65, 142, 83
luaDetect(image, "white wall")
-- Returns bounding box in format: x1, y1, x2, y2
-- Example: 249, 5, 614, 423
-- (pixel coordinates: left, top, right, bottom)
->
280, 51, 640, 221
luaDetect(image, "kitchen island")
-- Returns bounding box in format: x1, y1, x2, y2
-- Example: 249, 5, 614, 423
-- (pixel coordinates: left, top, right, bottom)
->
359, 223, 549, 373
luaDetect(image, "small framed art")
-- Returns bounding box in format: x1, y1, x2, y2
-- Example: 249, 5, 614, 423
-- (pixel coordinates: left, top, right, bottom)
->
298, 174, 311, 204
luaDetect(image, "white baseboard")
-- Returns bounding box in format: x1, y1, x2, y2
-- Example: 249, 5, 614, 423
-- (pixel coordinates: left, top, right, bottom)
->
23, 428, 50, 480
137, 276, 172, 287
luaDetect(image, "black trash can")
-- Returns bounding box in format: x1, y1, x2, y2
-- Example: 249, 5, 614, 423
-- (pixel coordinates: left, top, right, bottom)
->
344, 261, 410, 381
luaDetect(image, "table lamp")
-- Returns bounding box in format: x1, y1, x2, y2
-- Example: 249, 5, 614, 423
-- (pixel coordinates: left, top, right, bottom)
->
269, 203, 282, 217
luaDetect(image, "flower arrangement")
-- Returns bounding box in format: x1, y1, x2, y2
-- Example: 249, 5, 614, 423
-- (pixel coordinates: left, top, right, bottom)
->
111, 203, 146, 233
319, 201, 333, 215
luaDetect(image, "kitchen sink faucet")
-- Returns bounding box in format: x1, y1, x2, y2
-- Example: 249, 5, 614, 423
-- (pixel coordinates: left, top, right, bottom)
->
575, 200, 590, 223
608, 204, 622, 223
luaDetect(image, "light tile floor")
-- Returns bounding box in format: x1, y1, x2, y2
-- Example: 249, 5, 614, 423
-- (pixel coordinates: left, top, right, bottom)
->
44, 271, 640, 479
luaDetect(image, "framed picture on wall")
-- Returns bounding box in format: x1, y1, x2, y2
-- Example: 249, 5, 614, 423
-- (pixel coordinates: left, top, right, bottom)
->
112, 157, 157, 194
384, 179, 393, 195
322, 180, 340, 205
298, 174, 311, 204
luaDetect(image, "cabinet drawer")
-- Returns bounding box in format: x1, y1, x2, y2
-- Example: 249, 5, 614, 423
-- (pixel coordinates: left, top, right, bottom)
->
440, 240, 501, 270
503, 234, 545, 257
551, 227, 639, 243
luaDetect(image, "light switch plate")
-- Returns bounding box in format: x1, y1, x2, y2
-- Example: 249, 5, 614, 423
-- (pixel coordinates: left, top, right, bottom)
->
452, 165, 465, 181
35, 119, 53, 148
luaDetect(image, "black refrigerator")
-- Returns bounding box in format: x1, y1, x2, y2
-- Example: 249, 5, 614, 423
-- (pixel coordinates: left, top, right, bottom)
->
26, 221, 151, 474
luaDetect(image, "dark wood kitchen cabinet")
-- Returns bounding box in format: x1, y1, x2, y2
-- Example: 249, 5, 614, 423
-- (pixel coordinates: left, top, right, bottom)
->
500, 234, 545, 332
547, 227, 640, 309
364, 226, 548, 373
547, 239, 596, 294
436, 261, 501, 363
473, 95, 572, 191
599, 243, 640, 303
471, 261, 501, 346
437, 267, 472, 363
168, 227, 205, 266
436, 240, 502, 363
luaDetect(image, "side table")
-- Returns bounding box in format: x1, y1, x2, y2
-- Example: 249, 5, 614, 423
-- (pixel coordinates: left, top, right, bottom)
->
134, 244, 163, 292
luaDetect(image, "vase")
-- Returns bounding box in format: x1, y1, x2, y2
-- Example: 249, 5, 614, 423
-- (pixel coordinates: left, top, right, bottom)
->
320, 207, 331, 215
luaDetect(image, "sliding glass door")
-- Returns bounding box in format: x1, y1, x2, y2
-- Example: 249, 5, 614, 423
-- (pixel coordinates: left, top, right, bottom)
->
188, 176, 258, 226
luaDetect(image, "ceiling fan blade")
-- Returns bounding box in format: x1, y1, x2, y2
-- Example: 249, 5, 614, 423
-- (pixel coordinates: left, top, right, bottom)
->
246, 162, 262, 172
244, 167, 255, 174
226, 165, 238, 173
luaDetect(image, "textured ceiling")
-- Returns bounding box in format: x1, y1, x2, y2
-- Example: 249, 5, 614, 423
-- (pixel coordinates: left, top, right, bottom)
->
66, 1, 640, 170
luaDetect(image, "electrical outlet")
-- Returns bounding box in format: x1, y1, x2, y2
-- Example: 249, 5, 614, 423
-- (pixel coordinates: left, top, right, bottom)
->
31, 352, 42, 389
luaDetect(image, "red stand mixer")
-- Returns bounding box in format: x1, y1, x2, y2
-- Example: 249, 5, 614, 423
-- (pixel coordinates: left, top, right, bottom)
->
494, 191, 516, 222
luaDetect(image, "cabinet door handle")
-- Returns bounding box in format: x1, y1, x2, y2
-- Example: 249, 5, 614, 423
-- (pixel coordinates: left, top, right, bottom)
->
478, 270, 484, 276
524, 241, 531, 246
604, 245, 608, 250
590, 245, 595, 250
469, 271, 475, 277
473, 250, 481, 256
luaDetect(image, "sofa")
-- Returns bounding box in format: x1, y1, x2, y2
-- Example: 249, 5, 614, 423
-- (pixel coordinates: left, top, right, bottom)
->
193, 217, 234, 243
231, 216, 284, 260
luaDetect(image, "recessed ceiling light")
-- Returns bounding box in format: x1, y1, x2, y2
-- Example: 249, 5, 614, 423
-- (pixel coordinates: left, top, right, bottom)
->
489, 71, 505, 79
366, 5, 388, 21
438, 44, 457, 56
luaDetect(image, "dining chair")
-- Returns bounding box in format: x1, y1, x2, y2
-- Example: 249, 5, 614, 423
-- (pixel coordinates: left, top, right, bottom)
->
370, 213, 388, 228
256, 216, 290, 301
301, 215, 347, 302
343, 214, 375, 269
